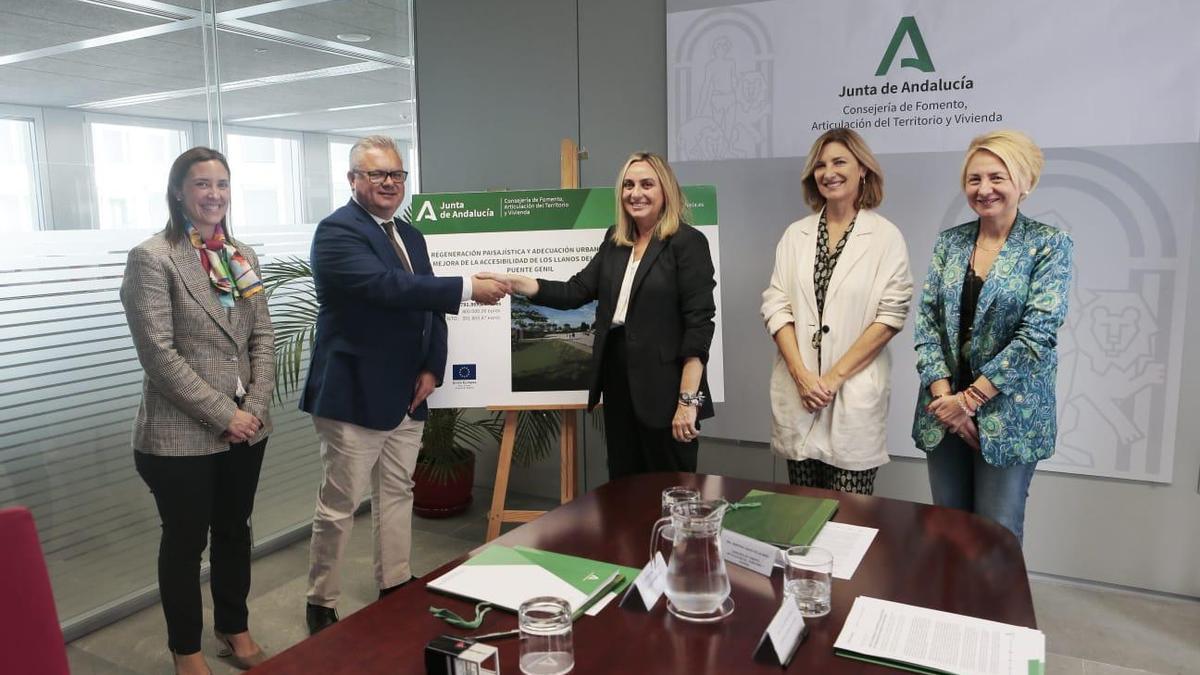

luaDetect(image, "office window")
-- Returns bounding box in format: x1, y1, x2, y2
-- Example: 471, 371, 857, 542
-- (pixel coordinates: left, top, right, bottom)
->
329, 140, 354, 209
0, 0, 416, 637
226, 132, 303, 231
89, 122, 188, 230
0, 117, 42, 232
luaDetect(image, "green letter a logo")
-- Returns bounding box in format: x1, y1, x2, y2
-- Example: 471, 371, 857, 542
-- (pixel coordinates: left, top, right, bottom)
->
875, 16, 935, 76
415, 200, 438, 221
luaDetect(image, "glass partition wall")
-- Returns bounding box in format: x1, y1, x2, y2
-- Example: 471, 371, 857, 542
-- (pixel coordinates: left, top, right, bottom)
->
0, 0, 416, 638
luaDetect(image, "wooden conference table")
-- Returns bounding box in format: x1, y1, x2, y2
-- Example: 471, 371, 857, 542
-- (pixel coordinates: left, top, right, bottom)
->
254, 473, 1036, 674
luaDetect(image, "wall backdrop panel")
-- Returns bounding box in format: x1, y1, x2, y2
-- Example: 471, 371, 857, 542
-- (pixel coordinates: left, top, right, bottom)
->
666, 0, 1200, 484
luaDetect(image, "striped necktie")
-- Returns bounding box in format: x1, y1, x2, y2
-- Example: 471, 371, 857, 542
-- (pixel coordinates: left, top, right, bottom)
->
387, 219, 414, 273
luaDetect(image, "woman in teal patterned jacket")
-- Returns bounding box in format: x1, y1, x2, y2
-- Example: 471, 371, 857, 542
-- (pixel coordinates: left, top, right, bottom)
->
912, 130, 1073, 544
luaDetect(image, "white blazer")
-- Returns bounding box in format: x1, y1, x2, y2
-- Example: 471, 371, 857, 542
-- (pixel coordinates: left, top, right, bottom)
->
760, 208, 913, 470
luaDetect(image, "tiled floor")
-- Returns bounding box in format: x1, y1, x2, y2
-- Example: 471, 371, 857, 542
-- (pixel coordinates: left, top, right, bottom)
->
1034, 575, 1200, 675
66, 488, 1200, 674
65, 487, 541, 675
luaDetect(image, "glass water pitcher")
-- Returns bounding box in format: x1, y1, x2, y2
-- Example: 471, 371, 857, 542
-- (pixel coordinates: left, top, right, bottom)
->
649, 498, 734, 622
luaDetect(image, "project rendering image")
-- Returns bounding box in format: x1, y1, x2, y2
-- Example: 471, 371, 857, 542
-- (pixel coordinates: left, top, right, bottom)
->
510, 297, 597, 391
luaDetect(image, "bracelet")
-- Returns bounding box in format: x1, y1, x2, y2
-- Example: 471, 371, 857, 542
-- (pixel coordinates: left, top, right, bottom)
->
966, 385, 990, 406
955, 393, 975, 417
678, 391, 706, 408
963, 390, 985, 410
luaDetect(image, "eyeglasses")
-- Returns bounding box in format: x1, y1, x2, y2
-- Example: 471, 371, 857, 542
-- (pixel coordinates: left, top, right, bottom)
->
353, 169, 408, 184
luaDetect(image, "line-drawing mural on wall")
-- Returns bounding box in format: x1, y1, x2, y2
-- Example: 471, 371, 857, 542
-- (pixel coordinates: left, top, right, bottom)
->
670, 8, 773, 161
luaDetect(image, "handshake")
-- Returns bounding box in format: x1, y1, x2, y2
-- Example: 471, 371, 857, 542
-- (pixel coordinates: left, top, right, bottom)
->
469, 272, 539, 305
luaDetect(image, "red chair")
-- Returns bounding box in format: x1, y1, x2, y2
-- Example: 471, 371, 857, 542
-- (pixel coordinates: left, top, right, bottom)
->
0, 507, 70, 675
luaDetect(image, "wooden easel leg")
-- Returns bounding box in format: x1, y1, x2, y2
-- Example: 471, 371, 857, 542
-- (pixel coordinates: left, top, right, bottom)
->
560, 138, 580, 190
560, 410, 577, 504
486, 410, 519, 541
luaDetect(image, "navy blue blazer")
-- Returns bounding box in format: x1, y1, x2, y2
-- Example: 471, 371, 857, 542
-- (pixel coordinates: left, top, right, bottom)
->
300, 200, 463, 430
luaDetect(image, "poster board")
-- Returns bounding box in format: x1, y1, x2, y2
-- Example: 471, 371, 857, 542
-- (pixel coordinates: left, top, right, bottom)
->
415, 186, 725, 409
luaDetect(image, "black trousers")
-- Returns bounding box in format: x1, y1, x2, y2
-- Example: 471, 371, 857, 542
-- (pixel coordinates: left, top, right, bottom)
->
601, 327, 698, 480
134, 438, 267, 654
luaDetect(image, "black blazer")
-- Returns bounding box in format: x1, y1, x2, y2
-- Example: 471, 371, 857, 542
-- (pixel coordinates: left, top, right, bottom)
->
534, 224, 717, 427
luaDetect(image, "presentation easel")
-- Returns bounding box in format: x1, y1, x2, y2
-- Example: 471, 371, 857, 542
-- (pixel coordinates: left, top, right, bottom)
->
484, 138, 586, 542
484, 403, 582, 540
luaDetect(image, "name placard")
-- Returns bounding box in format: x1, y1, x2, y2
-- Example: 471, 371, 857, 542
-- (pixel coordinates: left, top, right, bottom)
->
753, 599, 807, 666
721, 529, 779, 576
619, 552, 667, 611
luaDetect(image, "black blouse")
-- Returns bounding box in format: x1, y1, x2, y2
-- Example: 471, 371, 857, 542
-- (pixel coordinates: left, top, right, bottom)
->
811, 211, 857, 356
956, 262, 985, 388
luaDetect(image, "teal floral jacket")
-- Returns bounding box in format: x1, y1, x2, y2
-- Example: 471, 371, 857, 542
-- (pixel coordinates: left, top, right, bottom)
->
912, 212, 1073, 466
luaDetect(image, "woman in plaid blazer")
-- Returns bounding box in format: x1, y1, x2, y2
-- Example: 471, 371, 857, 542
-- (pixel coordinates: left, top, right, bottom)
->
121, 147, 274, 674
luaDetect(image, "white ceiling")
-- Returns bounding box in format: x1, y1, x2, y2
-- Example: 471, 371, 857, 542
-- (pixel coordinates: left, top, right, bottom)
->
0, 0, 415, 139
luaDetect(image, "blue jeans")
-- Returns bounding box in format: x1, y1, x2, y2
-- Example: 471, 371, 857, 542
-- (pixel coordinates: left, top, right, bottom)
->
926, 435, 1038, 544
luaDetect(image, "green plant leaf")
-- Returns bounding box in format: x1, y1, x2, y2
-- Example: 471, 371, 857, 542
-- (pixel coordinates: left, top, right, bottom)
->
418, 408, 495, 485
482, 410, 563, 467
261, 256, 318, 401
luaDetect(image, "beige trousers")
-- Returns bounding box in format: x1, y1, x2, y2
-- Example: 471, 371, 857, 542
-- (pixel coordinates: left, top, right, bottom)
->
306, 414, 423, 608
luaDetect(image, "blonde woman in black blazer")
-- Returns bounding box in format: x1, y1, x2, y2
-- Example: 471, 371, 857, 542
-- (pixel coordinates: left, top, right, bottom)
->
497, 152, 717, 479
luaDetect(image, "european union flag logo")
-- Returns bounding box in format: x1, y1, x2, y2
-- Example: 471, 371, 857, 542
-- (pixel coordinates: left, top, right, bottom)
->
452, 363, 477, 381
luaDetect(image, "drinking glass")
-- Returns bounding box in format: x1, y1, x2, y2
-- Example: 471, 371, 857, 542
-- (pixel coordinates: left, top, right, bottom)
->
783, 545, 833, 617
518, 596, 574, 675
661, 486, 701, 516
658, 486, 701, 549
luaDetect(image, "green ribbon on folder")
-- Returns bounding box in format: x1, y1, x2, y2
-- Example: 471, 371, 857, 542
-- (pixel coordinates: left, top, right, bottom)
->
429, 601, 493, 628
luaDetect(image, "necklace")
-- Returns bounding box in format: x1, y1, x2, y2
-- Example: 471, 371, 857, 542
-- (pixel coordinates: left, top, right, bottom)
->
975, 239, 1004, 253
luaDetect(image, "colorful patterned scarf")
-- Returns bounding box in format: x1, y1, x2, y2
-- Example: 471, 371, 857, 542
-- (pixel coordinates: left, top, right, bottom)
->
186, 221, 263, 307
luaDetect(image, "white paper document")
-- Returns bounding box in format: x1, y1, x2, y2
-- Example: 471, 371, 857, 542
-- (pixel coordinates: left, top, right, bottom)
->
584, 590, 618, 616
428, 564, 589, 613
810, 522, 877, 580
769, 522, 877, 580
834, 597, 1045, 675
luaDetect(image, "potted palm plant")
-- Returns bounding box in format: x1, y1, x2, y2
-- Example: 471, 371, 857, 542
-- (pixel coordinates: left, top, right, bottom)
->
413, 409, 565, 517
411, 408, 492, 516
261, 242, 564, 518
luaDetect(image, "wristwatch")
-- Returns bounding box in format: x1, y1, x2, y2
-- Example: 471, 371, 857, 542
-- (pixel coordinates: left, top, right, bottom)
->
678, 391, 706, 408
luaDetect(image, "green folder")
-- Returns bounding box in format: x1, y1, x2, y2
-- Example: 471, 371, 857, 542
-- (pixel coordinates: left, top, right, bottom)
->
834, 651, 1045, 675
721, 489, 839, 547
426, 544, 639, 613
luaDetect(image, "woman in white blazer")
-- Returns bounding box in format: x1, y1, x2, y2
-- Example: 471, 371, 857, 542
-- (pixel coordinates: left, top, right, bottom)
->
761, 129, 913, 494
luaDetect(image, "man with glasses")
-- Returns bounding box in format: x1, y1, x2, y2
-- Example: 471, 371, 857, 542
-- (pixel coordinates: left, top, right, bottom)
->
300, 135, 508, 635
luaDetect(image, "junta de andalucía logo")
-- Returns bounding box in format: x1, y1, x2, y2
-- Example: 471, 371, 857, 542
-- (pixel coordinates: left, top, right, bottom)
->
836, 16, 974, 98
875, 16, 934, 76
